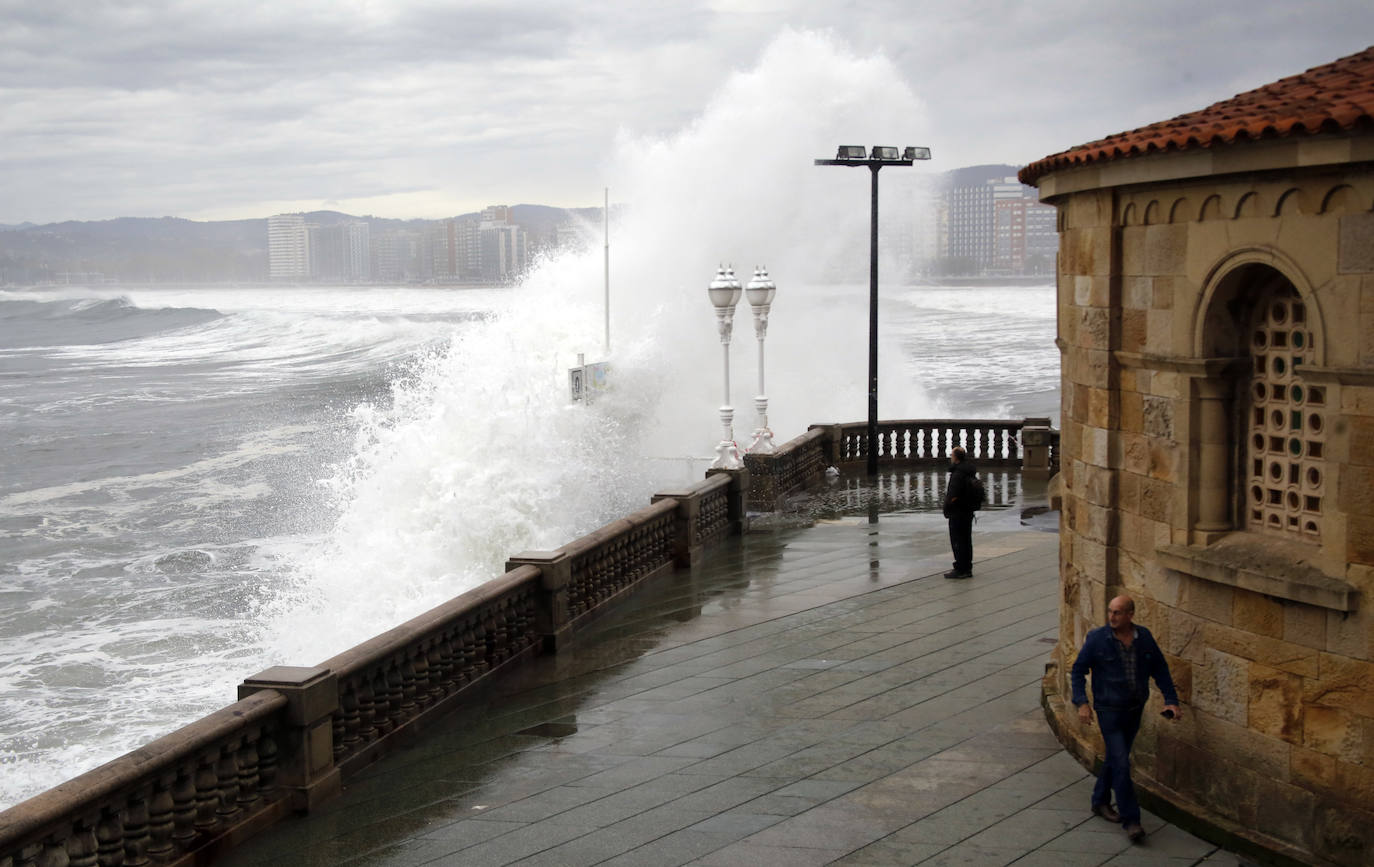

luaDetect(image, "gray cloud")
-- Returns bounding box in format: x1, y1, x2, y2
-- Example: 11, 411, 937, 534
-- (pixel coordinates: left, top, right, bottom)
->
1, 0, 1370, 224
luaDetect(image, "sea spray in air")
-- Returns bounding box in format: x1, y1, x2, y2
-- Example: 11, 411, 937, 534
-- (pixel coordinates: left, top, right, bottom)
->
261, 28, 941, 663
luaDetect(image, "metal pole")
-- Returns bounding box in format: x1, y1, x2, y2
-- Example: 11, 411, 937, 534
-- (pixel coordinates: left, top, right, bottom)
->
868, 165, 880, 477
604, 187, 610, 353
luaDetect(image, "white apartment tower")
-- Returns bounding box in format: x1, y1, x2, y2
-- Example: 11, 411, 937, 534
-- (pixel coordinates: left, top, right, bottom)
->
268, 214, 309, 280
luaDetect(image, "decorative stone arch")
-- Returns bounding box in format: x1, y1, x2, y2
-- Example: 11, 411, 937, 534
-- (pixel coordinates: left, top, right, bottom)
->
1168, 197, 1191, 223
1143, 200, 1162, 225
1234, 191, 1262, 219
1121, 202, 1139, 226
1275, 187, 1304, 217
1193, 247, 1325, 362
1321, 183, 1360, 214
1188, 248, 1328, 539
1198, 195, 1224, 221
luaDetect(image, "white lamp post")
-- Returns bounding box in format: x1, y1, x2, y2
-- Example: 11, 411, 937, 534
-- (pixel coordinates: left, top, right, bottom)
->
707, 265, 744, 470
746, 266, 777, 454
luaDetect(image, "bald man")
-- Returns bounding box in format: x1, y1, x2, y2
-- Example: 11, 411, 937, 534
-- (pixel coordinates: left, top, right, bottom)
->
1070, 595, 1180, 842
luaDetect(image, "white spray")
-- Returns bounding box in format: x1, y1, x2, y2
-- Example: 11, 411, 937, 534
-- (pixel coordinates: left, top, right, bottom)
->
262, 29, 940, 664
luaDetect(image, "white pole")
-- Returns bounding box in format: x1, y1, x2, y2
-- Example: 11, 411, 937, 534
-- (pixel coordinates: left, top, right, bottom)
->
604, 187, 610, 354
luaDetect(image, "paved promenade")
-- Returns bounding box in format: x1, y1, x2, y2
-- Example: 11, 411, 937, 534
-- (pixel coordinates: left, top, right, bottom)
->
223, 506, 1241, 866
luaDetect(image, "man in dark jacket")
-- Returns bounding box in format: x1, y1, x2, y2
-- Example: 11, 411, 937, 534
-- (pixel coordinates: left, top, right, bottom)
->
1070, 595, 1181, 842
942, 446, 977, 579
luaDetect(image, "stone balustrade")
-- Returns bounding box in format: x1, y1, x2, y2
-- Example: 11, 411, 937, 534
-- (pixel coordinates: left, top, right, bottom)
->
0, 470, 748, 867
746, 418, 1059, 511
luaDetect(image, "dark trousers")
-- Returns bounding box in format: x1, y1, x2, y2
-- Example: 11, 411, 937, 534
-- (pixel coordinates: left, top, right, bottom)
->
948, 512, 973, 572
1092, 706, 1144, 825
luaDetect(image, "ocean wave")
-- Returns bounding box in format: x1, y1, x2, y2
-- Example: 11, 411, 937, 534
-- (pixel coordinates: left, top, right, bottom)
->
0, 294, 223, 348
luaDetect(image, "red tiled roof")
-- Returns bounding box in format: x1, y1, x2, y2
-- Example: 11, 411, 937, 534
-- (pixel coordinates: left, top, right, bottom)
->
1020, 46, 1374, 186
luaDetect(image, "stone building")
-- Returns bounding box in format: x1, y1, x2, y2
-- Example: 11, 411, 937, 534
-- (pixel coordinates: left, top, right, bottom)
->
1021, 47, 1374, 865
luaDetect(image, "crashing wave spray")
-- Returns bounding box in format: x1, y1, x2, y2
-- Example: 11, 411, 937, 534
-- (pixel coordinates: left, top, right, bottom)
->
261, 28, 938, 663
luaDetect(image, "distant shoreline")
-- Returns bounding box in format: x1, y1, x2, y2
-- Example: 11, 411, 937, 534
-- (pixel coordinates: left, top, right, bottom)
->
913, 276, 1054, 287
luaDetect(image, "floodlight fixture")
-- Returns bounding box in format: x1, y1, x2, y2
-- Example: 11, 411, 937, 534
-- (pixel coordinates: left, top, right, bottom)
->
836, 145, 867, 160
871, 146, 901, 161
904, 146, 932, 161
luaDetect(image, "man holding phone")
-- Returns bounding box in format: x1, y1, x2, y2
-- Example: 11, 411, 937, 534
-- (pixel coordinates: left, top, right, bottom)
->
1070, 594, 1181, 842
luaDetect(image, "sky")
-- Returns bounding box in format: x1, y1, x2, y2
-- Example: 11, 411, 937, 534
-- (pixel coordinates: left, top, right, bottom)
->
2, 0, 1372, 225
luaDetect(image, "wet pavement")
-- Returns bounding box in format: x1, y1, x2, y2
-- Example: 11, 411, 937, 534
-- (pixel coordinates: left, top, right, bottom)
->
222, 502, 1243, 866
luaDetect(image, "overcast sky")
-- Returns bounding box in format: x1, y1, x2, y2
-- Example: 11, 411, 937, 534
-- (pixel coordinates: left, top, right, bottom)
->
3, 1, 1371, 225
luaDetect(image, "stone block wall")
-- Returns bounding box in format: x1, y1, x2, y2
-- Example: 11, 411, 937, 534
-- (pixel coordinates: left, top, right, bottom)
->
1044, 162, 1374, 866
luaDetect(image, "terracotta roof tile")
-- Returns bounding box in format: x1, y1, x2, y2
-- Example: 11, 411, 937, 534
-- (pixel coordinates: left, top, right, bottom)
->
1020, 46, 1374, 186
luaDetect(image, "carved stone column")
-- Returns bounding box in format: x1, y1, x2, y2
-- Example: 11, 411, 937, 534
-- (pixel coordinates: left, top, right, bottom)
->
1193, 376, 1233, 541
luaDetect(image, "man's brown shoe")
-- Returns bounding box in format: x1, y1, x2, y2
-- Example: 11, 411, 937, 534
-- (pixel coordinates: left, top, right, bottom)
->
1091, 803, 1121, 823
1125, 823, 1145, 842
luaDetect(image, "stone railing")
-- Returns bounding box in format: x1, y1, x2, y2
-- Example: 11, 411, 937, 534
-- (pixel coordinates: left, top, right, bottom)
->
0, 470, 748, 867
746, 418, 1059, 511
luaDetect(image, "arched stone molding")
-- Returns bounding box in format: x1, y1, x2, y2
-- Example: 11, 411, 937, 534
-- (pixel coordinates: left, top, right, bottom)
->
1168, 197, 1191, 223
1143, 200, 1161, 225
1198, 195, 1224, 221
1234, 191, 1262, 219
1121, 202, 1139, 226
1275, 187, 1303, 217
1192, 247, 1325, 364
1321, 183, 1359, 214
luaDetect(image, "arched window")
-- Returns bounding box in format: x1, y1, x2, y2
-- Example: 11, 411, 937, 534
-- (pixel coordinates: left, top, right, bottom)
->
1245, 286, 1325, 540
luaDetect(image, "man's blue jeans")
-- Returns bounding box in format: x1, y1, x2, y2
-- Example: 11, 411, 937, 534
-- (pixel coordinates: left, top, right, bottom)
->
1092, 705, 1144, 825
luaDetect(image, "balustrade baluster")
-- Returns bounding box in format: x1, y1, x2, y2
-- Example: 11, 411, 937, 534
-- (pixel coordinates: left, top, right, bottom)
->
170, 767, 197, 845
257, 729, 279, 796
385, 664, 405, 732
338, 685, 358, 756
215, 742, 242, 821
192, 757, 219, 833
145, 781, 174, 860
427, 640, 447, 703
95, 809, 124, 867
478, 618, 494, 678
414, 644, 433, 709
399, 653, 419, 719
237, 731, 261, 809
458, 624, 476, 685
355, 677, 376, 744
370, 670, 392, 736
122, 789, 150, 866
38, 838, 67, 867
68, 821, 99, 867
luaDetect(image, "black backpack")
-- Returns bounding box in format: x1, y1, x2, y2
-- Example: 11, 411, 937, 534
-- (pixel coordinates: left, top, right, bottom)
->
968, 475, 986, 511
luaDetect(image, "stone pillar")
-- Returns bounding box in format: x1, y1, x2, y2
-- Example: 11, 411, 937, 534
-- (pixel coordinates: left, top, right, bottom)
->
238, 666, 340, 813
505, 550, 572, 651
707, 466, 750, 535
1021, 417, 1053, 479
1193, 377, 1232, 541
651, 487, 704, 567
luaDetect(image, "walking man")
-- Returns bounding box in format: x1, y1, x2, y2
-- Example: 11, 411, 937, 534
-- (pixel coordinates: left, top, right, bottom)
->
1070, 594, 1181, 842
942, 446, 977, 579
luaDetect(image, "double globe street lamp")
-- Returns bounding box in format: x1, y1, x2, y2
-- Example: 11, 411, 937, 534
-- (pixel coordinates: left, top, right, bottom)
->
707, 265, 779, 469
815, 144, 932, 477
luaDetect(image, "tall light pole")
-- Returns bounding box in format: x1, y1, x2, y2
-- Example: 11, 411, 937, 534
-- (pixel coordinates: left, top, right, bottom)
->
746, 266, 777, 454
707, 265, 744, 470
815, 145, 931, 477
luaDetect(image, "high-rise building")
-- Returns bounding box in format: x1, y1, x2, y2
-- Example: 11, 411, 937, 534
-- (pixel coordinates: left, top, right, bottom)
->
268, 215, 309, 280
344, 222, 370, 282
936, 166, 1058, 276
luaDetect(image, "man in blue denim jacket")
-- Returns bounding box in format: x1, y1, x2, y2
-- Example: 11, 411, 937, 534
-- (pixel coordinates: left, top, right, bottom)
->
1070, 595, 1180, 842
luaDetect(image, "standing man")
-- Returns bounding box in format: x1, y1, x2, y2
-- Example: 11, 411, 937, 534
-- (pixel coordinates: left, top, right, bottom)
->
1070, 595, 1181, 842
942, 446, 977, 579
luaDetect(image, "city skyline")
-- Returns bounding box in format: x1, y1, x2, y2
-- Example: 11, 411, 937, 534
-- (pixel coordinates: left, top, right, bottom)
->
3, 3, 1372, 225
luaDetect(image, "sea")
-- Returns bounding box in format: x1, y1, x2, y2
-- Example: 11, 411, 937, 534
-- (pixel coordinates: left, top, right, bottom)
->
0, 29, 1060, 810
